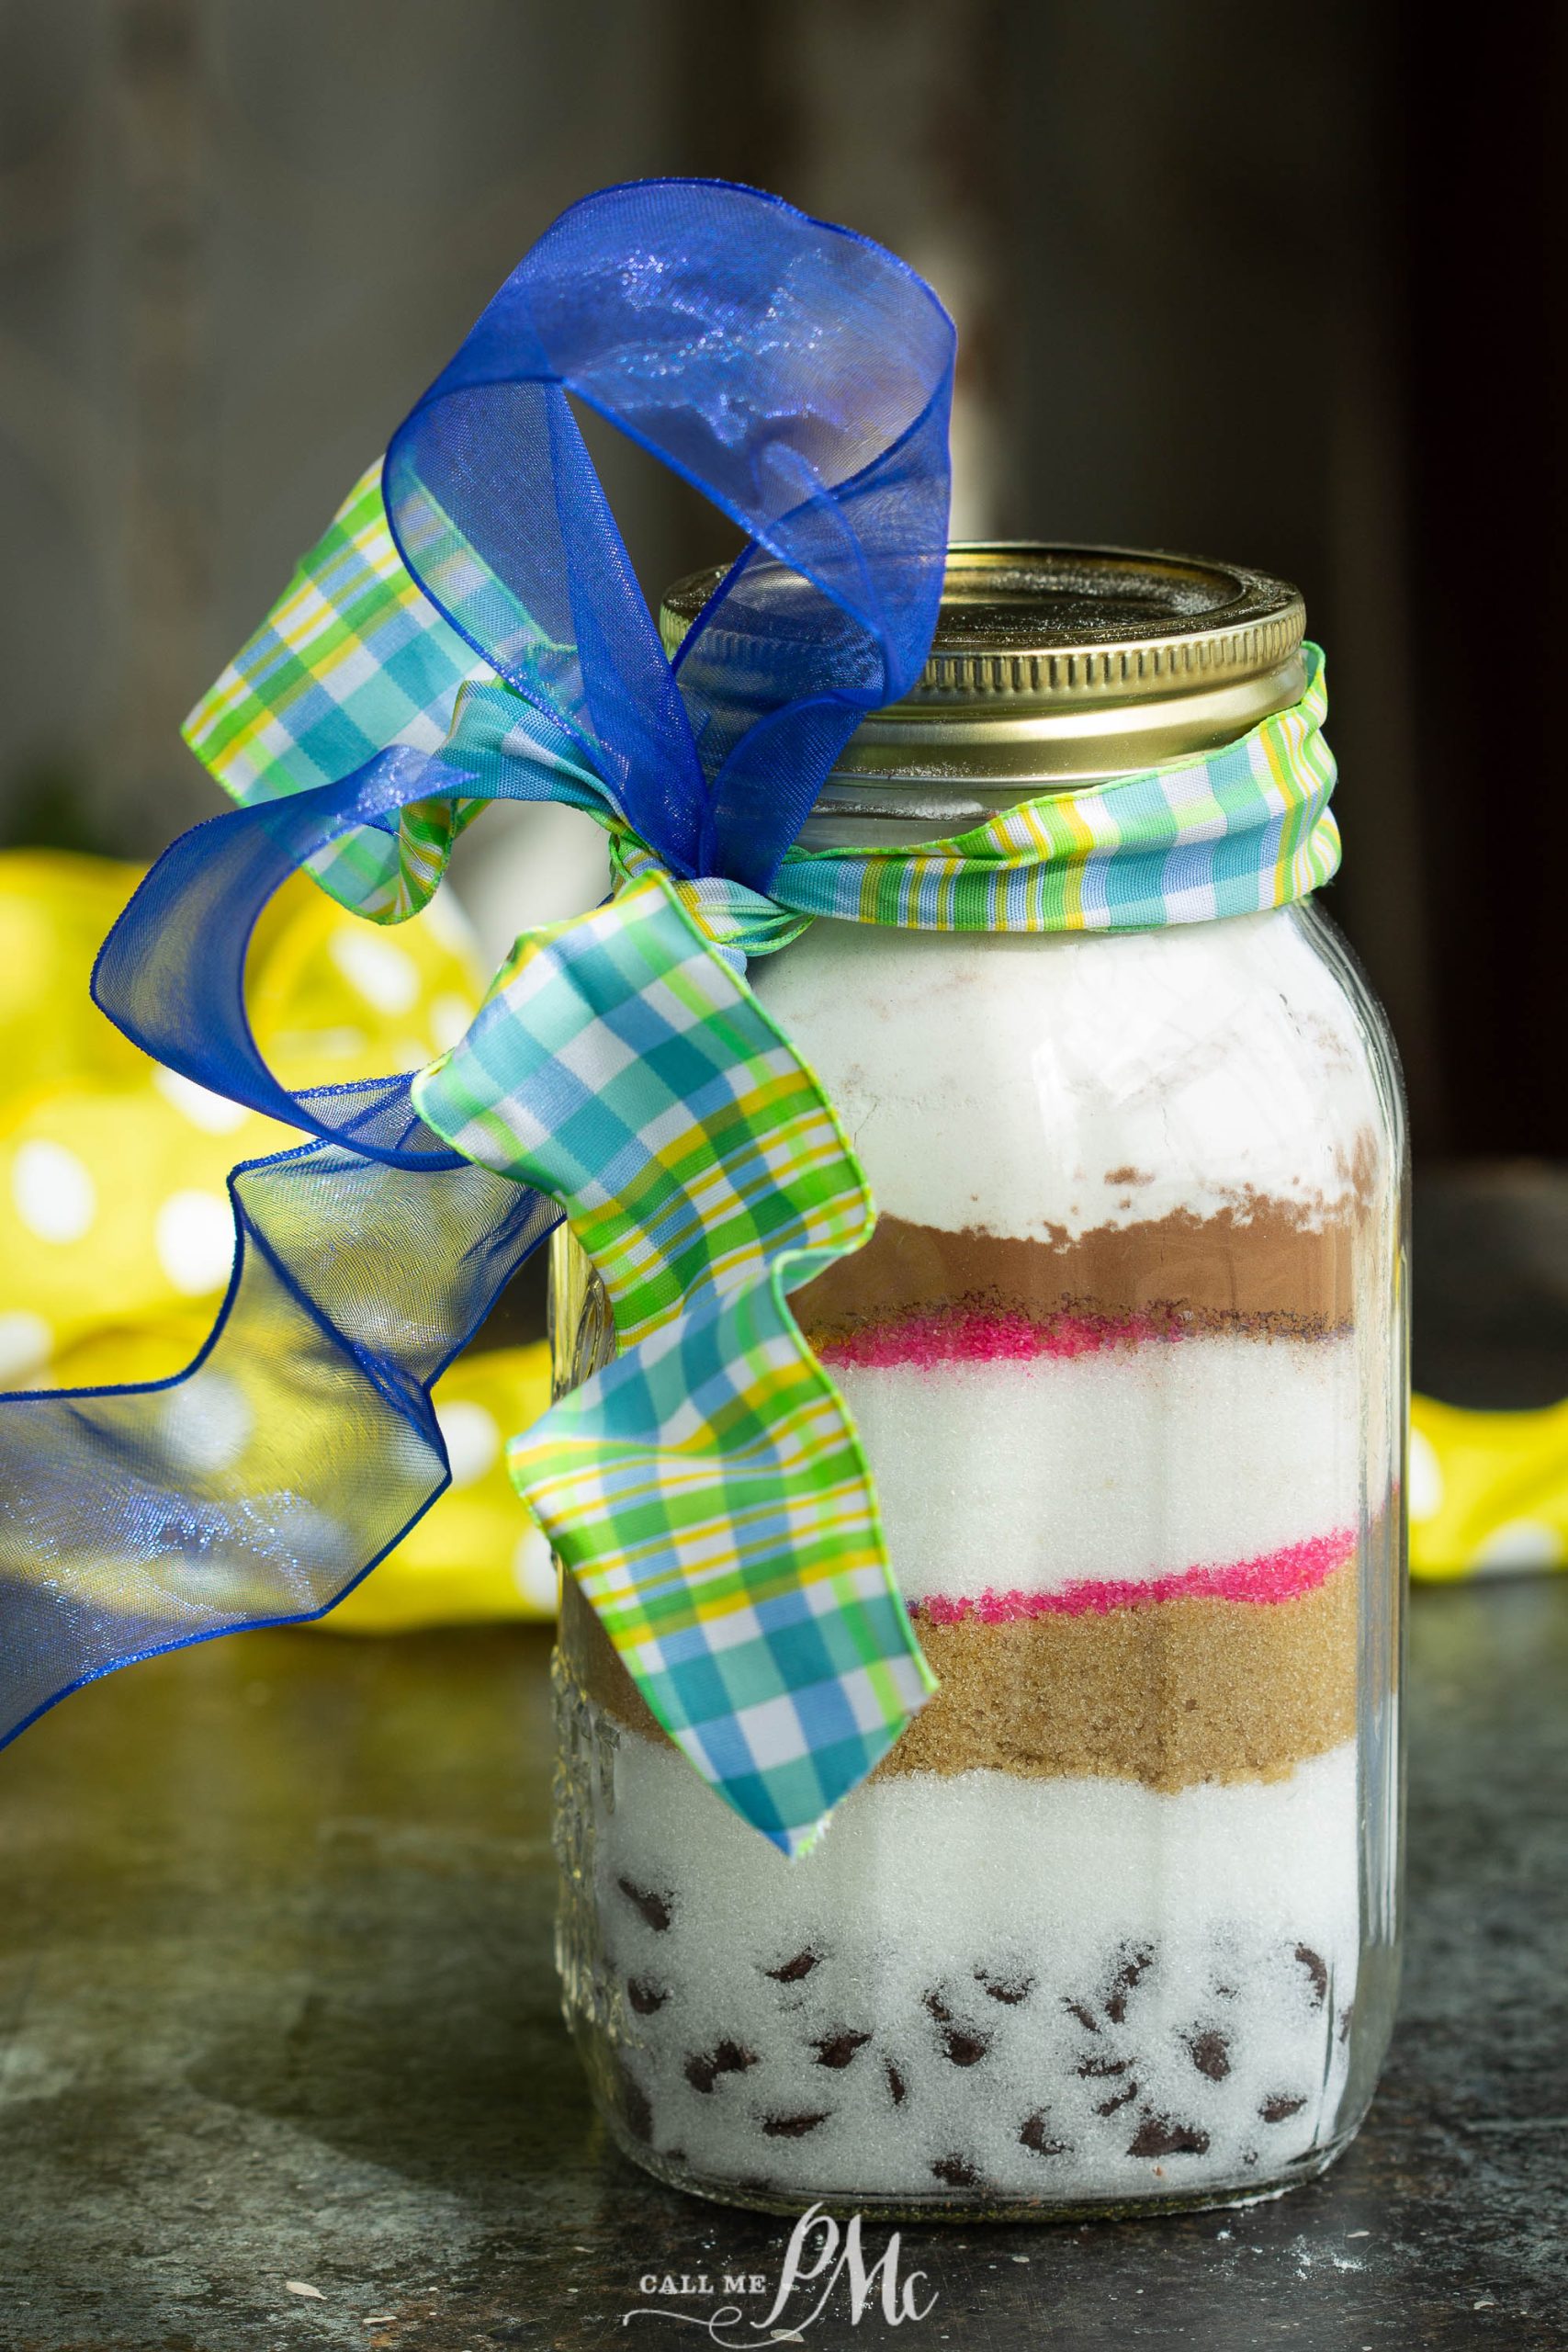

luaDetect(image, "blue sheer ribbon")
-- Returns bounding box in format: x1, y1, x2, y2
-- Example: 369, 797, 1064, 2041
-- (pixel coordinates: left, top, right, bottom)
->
0, 180, 953, 1747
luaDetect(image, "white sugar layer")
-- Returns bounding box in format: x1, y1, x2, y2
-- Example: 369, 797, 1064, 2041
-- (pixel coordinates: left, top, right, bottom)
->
831, 1330, 1370, 1599
750, 905, 1385, 1244
568, 1712, 1361, 2201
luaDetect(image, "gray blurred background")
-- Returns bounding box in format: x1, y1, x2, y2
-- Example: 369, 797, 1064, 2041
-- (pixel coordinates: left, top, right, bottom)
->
3, 0, 1563, 1158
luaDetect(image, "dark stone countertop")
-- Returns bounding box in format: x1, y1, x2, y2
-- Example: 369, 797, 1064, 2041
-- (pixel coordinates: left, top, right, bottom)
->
0, 1575, 1565, 2352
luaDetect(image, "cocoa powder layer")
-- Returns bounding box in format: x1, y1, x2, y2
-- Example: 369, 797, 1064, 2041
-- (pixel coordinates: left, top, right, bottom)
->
559, 1557, 1358, 1793
791, 1202, 1362, 1346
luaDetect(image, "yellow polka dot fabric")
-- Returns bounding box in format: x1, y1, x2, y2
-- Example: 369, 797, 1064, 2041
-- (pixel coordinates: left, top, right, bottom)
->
1409, 1393, 1568, 1579
0, 849, 554, 1627
7, 854, 1564, 1603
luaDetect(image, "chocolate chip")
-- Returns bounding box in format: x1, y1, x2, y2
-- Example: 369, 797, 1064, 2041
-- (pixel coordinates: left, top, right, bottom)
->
1187, 2030, 1231, 2081
1294, 1943, 1328, 2007
1065, 1998, 1100, 2034
762, 2110, 830, 2138
683, 2040, 758, 2095
1095, 2079, 1139, 2117
1020, 2111, 1069, 2157
616, 1876, 673, 1932
627, 1977, 668, 2017
766, 1949, 821, 1984
924, 1989, 953, 2024
1077, 2055, 1131, 2080
1260, 2094, 1307, 2124
940, 2025, 990, 2068
1339, 2000, 1356, 2044
813, 2030, 872, 2070
1103, 1943, 1154, 2024
1128, 2115, 1211, 2159
931, 2154, 981, 2188
976, 1970, 1034, 2006
885, 2060, 908, 2107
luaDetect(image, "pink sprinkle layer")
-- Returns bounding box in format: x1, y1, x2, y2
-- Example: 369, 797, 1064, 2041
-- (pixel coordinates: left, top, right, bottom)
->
915, 1530, 1358, 1624
817, 1305, 1179, 1372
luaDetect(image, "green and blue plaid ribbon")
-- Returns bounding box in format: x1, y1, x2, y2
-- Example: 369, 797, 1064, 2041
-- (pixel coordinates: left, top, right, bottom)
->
182, 455, 1338, 1856
412, 874, 932, 1849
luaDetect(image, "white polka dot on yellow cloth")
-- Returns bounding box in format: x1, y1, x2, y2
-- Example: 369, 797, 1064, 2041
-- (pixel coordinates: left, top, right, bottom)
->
328, 928, 422, 1016
513, 1525, 557, 1612
435, 1398, 501, 1488
152, 1066, 250, 1135
0, 1309, 51, 1383
154, 1191, 235, 1296
429, 992, 475, 1052
12, 1138, 96, 1242
1469, 1519, 1564, 1574
1406, 1426, 1443, 1522
161, 1370, 254, 1474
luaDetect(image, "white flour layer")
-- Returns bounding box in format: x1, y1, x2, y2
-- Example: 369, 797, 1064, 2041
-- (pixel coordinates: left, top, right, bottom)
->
750, 904, 1384, 1244
829, 1330, 1367, 1600
565, 1711, 1360, 2202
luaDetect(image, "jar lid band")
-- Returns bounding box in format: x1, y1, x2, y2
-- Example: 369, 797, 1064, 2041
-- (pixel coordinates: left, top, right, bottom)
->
663, 542, 1309, 786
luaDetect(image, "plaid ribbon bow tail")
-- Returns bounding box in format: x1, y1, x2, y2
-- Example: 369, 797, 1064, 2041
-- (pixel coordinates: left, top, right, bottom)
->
412, 870, 937, 1857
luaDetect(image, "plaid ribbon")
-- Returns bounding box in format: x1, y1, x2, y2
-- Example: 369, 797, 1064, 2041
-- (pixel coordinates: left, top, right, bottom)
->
183, 458, 1339, 1854
185, 461, 609, 925
412, 874, 933, 1853
770, 652, 1337, 929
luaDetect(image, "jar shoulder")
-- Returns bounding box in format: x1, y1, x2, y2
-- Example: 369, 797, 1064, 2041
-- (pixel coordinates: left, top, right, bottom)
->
748, 904, 1403, 1245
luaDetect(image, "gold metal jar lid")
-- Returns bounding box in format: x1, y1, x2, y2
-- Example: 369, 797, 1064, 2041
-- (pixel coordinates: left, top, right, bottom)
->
660, 544, 1306, 809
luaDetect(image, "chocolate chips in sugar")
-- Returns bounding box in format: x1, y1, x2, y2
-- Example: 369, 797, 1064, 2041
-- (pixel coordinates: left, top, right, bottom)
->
1186, 2029, 1232, 2082
591, 1777, 1355, 2199
683, 2040, 759, 2095
930, 2154, 983, 2189
923, 1984, 992, 2068
976, 1967, 1034, 2007
1127, 2114, 1212, 2161
812, 2029, 873, 2070
765, 1948, 822, 1984
1019, 2109, 1069, 2159
616, 1876, 675, 1932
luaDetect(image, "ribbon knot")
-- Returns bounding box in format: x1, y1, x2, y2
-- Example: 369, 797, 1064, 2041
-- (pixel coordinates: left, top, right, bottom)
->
0, 181, 956, 1853
0, 181, 1339, 1862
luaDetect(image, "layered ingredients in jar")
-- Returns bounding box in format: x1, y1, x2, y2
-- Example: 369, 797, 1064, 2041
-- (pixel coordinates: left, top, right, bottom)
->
555, 904, 1395, 2207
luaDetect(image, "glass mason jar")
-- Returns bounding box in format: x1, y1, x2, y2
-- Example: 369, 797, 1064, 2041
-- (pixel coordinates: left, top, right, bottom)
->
551, 547, 1406, 2219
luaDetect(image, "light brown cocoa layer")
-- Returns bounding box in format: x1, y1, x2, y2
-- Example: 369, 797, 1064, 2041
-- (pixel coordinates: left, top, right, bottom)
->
559, 1557, 1358, 1793
791, 1202, 1363, 1346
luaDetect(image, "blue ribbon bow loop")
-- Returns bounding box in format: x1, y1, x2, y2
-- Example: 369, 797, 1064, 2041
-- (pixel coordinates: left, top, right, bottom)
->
385, 177, 954, 884
0, 180, 956, 1832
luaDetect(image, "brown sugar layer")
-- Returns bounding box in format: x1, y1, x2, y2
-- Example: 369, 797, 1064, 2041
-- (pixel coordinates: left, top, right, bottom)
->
559, 1557, 1358, 1793
790, 1203, 1363, 1347
885, 1560, 1357, 1789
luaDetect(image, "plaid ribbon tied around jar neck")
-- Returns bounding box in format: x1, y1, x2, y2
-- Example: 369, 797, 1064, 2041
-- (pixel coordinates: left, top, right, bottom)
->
0, 178, 1340, 1857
